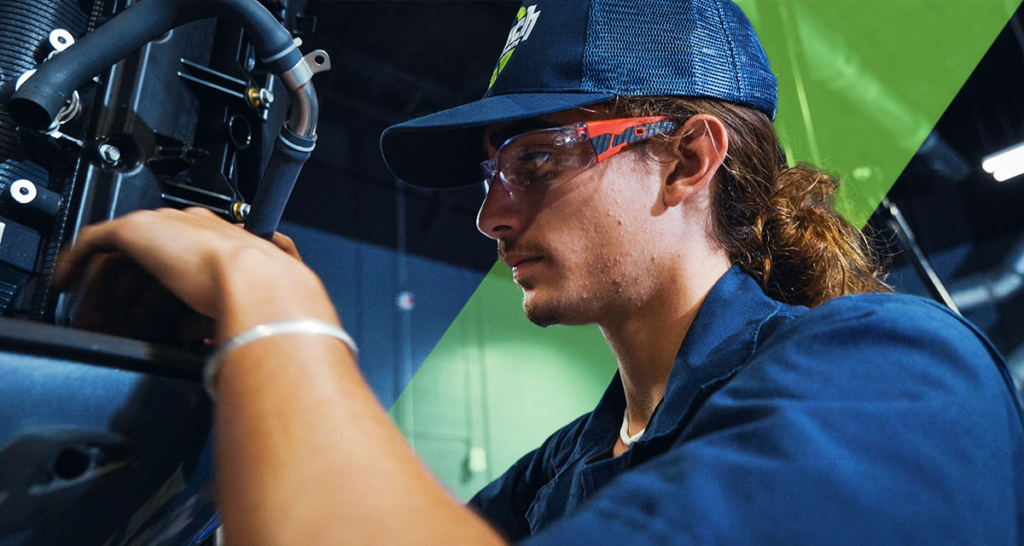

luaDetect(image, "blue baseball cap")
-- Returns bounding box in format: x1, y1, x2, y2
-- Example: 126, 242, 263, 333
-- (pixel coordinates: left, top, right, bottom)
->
380, 0, 777, 189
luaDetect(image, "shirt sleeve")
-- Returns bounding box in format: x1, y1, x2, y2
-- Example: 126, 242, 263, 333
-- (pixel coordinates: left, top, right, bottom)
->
519, 295, 1024, 545
468, 414, 589, 542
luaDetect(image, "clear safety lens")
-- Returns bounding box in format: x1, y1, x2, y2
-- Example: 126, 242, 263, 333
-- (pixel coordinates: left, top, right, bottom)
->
481, 125, 595, 201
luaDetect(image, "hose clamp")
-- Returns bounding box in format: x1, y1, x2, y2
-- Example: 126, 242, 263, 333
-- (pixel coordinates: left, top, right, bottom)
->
279, 50, 331, 92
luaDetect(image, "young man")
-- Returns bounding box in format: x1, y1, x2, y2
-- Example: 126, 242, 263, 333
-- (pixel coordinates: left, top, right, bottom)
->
55, 0, 1024, 544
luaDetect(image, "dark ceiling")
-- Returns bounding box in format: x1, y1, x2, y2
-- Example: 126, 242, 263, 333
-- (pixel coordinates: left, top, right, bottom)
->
283, 1, 522, 274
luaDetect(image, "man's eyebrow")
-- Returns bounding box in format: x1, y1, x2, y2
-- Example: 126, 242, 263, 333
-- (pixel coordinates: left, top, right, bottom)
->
488, 120, 558, 149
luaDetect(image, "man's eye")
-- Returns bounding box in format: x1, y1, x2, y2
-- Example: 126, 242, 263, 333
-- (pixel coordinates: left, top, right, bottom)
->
505, 146, 560, 189
516, 150, 553, 171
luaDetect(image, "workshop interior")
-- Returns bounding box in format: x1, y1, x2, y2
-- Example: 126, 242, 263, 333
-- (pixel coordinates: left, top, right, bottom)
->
0, 0, 1022, 544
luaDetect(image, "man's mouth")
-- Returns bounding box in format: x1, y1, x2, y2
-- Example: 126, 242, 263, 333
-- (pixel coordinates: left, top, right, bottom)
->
498, 240, 549, 280
501, 254, 543, 269
509, 257, 542, 281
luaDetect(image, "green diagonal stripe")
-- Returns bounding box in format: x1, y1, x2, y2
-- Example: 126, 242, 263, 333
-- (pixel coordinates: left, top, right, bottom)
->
392, 0, 1019, 500
750, 0, 1020, 227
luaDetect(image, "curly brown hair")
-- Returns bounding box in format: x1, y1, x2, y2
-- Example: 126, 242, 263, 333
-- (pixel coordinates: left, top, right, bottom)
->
614, 96, 890, 308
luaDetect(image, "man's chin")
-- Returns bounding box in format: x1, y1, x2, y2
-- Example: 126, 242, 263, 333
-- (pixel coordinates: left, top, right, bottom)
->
522, 292, 562, 328
521, 291, 593, 328
523, 305, 561, 328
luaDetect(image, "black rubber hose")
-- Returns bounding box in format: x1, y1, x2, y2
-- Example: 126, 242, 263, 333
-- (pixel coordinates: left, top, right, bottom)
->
245, 128, 315, 239
7, 0, 302, 131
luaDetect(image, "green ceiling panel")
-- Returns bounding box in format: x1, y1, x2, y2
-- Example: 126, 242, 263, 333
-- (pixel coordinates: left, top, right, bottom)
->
744, 0, 1020, 227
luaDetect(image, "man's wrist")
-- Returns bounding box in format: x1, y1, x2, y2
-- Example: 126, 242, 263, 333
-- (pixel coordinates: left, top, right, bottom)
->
214, 245, 340, 343
205, 318, 358, 399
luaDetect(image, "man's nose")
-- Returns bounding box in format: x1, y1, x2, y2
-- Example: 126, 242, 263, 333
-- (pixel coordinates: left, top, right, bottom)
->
476, 179, 519, 240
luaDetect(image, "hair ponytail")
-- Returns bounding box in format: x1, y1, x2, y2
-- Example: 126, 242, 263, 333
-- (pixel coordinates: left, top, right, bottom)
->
615, 96, 890, 307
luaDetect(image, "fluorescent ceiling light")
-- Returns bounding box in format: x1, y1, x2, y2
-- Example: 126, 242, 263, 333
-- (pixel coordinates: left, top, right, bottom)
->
982, 142, 1024, 181
993, 165, 1024, 182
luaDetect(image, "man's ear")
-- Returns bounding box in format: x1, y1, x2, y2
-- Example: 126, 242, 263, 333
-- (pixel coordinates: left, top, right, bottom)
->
662, 114, 729, 208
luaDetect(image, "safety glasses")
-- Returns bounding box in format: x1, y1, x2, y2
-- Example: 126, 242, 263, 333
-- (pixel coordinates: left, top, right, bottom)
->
481, 116, 679, 202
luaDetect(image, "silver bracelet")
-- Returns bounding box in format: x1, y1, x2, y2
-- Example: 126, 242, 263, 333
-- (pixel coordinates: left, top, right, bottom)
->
204, 318, 359, 400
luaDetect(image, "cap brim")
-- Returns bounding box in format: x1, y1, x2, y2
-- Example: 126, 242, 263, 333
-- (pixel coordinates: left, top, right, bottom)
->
380, 92, 615, 189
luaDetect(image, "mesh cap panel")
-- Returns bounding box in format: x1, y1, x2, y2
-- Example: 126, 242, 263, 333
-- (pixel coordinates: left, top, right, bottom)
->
581, 0, 776, 116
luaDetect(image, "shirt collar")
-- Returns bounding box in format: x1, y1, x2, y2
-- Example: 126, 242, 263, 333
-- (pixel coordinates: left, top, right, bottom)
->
577, 265, 788, 455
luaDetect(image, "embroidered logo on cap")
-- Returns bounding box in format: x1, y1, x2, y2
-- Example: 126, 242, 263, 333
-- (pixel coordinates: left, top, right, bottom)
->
488, 5, 541, 90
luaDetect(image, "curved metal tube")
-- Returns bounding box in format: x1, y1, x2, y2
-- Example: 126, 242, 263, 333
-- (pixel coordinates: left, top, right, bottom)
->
288, 82, 319, 138
6, 0, 326, 239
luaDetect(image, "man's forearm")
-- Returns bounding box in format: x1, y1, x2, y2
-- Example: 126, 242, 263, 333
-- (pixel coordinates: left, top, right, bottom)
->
213, 314, 507, 544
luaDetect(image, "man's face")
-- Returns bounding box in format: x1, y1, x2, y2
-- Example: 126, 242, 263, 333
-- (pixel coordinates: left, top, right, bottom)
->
477, 110, 680, 328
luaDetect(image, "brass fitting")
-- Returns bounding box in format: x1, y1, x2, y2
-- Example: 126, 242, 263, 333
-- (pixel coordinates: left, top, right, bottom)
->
231, 201, 251, 223
246, 87, 262, 108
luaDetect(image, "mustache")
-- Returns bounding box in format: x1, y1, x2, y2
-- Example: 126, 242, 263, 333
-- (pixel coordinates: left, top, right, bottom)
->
497, 239, 547, 262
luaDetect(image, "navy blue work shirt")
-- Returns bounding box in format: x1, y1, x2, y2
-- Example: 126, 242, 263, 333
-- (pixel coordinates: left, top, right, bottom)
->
469, 266, 1024, 544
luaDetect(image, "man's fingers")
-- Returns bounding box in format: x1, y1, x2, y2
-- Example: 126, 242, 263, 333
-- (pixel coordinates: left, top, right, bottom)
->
69, 254, 125, 331
272, 232, 302, 260
51, 206, 321, 333
71, 254, 151, 335
52, 219, 133, 290
177, 311, 216, 341
182, 206, 220, 219
130, 280, 190, 341
52, 208, 181, 290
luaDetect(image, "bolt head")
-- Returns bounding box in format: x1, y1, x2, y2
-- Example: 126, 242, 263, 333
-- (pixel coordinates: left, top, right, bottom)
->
259, 88, 275, 106
98, 144, 121, 164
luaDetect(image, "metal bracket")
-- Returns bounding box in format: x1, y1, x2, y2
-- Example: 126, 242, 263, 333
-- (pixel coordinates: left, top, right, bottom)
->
279, 49, 331, 91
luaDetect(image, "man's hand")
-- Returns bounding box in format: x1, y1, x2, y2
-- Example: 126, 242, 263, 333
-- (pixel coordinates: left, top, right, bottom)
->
53, 207, 337, 343
66, 252, 213, 343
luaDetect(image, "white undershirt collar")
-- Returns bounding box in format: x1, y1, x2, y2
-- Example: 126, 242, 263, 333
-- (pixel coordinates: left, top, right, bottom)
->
619, 408, 646, 447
